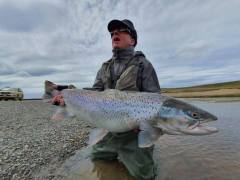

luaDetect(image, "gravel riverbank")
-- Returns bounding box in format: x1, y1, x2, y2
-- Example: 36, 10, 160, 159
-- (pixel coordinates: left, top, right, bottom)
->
0, 100, 91, 180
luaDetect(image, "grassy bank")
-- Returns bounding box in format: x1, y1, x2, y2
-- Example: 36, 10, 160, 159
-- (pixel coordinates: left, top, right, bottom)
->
162, 81, 240, 98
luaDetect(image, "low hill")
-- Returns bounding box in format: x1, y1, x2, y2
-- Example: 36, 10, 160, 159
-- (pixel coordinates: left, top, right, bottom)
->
162, 81, 240, 98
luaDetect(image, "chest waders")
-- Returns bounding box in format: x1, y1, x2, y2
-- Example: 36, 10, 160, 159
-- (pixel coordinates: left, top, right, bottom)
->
91, 54, 156, 180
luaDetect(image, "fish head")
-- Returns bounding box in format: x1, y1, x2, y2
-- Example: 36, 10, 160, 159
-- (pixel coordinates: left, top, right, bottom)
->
156, 98, 218, 135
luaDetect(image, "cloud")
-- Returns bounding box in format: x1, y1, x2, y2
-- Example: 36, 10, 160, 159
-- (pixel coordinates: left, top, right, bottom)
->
0, 1, 65, 33
174, 40, 211, 59
158, 64, 240, 88
0, 63, 16, 75
0, 0, 240, 98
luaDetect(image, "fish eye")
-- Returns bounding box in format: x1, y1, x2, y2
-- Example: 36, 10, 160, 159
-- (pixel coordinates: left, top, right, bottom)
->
186, 111, 200, 119
191, 112, 200, 119
192, 112, 197, 117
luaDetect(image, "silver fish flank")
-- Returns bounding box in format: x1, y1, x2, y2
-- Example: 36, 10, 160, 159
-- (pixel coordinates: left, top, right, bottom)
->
54, 89, 218, 148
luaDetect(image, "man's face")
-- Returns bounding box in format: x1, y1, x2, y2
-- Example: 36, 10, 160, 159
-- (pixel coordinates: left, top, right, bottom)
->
110, 28, 135, 49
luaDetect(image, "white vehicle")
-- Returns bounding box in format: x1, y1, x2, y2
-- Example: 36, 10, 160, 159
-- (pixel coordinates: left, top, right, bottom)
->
0, 87, 24, 101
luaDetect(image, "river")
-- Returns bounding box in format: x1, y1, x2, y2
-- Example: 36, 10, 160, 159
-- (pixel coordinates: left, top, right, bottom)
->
56, 98, 240, 180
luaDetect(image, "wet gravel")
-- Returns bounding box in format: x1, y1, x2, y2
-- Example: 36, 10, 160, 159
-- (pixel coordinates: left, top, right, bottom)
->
0, 100, 91, 180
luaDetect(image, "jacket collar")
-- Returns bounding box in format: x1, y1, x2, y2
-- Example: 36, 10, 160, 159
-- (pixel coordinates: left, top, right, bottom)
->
112, 46, 135, 62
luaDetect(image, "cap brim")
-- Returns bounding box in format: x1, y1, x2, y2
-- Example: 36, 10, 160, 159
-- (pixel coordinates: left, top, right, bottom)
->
107, 20, 129, 32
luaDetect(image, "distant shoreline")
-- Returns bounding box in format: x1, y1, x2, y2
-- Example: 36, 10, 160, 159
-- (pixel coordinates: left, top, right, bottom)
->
24, 98, 42, 100
162, 80, 240, 98
23, 80, 240, 99
162, 88, 240, 98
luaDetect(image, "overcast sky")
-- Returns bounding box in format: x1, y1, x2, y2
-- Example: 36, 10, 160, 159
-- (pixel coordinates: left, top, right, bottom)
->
0, 0, 239, 98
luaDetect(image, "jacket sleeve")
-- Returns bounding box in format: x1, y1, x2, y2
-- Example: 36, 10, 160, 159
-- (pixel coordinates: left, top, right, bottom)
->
141, 61, 161, 93
92, 67, 104, 91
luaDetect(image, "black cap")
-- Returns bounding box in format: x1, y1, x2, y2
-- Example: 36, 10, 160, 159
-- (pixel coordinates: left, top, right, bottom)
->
108, 19, 137, 46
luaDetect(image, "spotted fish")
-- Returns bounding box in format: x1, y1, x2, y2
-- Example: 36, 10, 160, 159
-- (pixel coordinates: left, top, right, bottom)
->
53, 89, 218, 147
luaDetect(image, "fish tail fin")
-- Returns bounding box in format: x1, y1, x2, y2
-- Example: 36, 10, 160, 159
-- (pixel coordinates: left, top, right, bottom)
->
51, 107, 75, 120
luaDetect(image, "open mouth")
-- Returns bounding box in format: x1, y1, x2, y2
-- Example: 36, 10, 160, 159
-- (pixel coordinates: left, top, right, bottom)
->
187, 121, 200, 130
113, 37, 120, 42
185, 120, 218, 135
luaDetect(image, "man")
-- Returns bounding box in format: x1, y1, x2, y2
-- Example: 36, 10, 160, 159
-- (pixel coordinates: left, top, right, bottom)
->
89, 19, 161, 180
52, 19, 161, 179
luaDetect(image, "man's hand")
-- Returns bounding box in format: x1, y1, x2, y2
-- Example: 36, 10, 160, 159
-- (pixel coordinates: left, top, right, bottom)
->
47, 82, 76, 106
51, 94, 65, 106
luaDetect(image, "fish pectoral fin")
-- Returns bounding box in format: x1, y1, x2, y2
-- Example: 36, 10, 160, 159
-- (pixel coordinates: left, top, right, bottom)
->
88, 128, 109, 146
138, 122, 163, 148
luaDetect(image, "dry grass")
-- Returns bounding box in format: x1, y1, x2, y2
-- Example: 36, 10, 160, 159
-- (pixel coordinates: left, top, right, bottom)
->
162, 81, 240, 98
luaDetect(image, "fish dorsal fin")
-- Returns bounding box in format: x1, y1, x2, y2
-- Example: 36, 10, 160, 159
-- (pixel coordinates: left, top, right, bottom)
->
138, 122, 163, 148
88, 128, 109, 146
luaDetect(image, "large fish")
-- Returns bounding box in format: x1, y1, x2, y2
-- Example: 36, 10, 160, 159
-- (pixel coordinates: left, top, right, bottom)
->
53, 89, 218, 148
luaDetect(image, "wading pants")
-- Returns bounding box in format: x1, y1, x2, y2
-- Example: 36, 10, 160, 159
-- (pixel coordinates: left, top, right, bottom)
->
90, 131, 156, 180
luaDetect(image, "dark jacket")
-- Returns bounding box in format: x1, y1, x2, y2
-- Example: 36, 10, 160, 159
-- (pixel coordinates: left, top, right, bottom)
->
92, 47, 160, 93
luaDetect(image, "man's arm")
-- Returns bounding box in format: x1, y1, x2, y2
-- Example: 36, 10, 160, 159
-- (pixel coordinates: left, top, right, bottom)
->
92, 68, 104, 91
141, 61, 161, 93
56, 85, 69, 91
54, 84, 76, 91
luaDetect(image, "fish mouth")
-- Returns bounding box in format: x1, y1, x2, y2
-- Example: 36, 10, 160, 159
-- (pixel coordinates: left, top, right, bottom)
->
206, 115, 218, 122
211, 115, 218, 121
184, 120, 218, 135
187, 121, 200, 130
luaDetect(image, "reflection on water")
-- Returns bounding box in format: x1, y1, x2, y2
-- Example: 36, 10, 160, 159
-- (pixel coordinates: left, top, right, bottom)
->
66, 160, 133, 180
57, 98, 240, 180
57, 147, 133, 180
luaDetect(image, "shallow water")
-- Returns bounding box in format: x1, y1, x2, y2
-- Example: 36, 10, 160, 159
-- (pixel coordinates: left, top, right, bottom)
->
57, 98, 240, 180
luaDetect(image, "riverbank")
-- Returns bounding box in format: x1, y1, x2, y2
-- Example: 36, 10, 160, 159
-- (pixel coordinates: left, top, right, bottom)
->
162, 81, 240, 98
163, 88, 240, 98
0, 100, 91, 180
